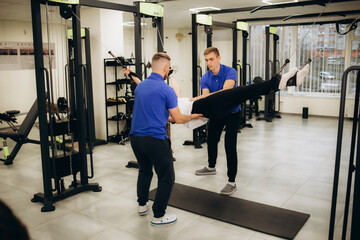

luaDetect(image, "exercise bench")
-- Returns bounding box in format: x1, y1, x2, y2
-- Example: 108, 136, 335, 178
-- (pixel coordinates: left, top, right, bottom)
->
0, 99, 40, 165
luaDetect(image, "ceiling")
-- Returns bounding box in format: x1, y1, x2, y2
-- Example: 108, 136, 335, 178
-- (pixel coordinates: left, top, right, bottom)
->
0, 0, 360, 28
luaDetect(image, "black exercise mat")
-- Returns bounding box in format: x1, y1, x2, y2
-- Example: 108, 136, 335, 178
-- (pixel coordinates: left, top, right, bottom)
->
149, 183, 309, 239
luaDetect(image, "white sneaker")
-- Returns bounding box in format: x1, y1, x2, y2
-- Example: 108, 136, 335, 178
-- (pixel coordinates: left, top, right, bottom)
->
138, 203, 148, 216
151, 214, 177, 226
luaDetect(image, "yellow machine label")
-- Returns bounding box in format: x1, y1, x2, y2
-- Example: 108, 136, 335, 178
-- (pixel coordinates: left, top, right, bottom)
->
48, 0, 79, 4
196, 14, 212, 26
269, 26, 278, 35
139, 2, 164, 17
236, 22, 248, 32
67, 28, 86, 39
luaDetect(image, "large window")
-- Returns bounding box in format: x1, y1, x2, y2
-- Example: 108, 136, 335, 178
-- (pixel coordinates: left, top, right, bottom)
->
297, 24, 346, 93
277, 26, 292, 74
249, 26, 266, 81
249, 23, 359, 95
249, 26, 292, 82
349, 40, 360, 94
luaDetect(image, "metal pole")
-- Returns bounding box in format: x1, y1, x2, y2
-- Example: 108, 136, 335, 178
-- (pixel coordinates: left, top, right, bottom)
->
134, 1, 142, 78
192, 14, 198, 98
84, 28, 96, 145
232, 24, 237, 71
273, 34, 278, 77
156, 17, 164, 52
242, 31, 249, 86
264, 26, 270, 120
350, 70, 360, 240
72, 4, 88, 185
30, 0, 53, 208
191, 14, 200, 147
206, 27, 212, 48
341, 70, 360, 240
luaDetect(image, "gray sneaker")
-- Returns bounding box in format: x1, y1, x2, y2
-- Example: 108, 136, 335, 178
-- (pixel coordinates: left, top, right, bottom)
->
195, 167, 216, 175
220, 183, 237, 196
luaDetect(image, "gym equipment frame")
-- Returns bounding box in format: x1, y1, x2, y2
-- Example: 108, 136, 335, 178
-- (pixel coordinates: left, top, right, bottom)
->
329, 65, 360, 240
30, 0, 101, 212
256, 26, 281, 122
80, 1, 164, 169
233, 21, 254, 129
184, 13, 214, 149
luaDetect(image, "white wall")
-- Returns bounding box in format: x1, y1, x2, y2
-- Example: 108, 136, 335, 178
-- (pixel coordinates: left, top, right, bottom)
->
280, 93, 340, 117
0, 19, 67, 122
81, 7, 124, 140
278, 92, 355, 118
0, 22, 36, 113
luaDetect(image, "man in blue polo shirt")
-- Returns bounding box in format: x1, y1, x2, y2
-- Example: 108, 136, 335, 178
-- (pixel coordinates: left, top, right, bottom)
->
193, 47, 240, 196
130, 52, 202, 226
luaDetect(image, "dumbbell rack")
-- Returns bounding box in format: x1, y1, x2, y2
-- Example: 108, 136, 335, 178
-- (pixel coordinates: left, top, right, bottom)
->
104, 58, 135, 144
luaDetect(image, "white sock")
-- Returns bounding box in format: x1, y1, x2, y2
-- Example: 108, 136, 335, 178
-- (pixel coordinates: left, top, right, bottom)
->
278, 67, 298, 90
228, 182, 236, 186
296, 64, 310, 87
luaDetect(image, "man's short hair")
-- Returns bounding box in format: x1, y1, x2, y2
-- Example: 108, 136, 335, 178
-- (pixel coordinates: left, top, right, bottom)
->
204, 47, 220, 57
152, 52, 171, 64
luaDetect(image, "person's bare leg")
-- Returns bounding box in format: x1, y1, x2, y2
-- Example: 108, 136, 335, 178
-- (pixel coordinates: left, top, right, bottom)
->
278, 68, 298, 90
169, 76, 183, 98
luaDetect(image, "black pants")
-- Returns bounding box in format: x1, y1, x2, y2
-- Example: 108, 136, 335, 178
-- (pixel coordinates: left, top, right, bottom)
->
130, 135, 175, 218
192, 76, 279, 119
207, 112, 240, 182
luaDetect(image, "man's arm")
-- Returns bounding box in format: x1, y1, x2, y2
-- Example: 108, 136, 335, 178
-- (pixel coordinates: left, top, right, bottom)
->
190, 88, 210, 101
124, 68, 141, 85
168, 107, 203, 124
222, 79, 236, 90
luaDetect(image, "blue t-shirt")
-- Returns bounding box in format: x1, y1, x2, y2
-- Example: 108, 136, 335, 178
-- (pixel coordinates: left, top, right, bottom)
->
130, 72, 178, 140
200, 64, 240, 112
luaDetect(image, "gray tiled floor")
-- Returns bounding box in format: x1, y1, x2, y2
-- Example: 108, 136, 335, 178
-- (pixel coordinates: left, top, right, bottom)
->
0, 114, 355, 240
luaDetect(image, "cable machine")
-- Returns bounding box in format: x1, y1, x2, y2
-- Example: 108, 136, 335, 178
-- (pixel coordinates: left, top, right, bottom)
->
133, 1, 164, 77
184, 14, 213, 149
68, 27, 106, 148
233, 21, 253, 129
328, 65, 360, 240
30, 0, 101, 212
256, 26, 281, 122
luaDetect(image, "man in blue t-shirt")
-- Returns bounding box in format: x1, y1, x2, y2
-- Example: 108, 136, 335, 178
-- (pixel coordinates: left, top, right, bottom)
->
193, 47, 240, 196
130, 52, 202, 226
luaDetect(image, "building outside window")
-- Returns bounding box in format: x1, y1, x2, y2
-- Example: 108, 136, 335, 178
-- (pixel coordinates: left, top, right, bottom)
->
249, 23, 359, 95
297, 24, 347, 94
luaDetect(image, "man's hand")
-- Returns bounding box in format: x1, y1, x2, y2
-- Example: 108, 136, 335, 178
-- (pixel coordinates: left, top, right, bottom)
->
190, 113, 203, 119
169, 107, 202, 124
123, 68, 131, 77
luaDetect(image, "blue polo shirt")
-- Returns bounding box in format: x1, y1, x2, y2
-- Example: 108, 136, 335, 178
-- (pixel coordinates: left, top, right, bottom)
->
130, 72, 178, 140
200, 64, 240, 112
